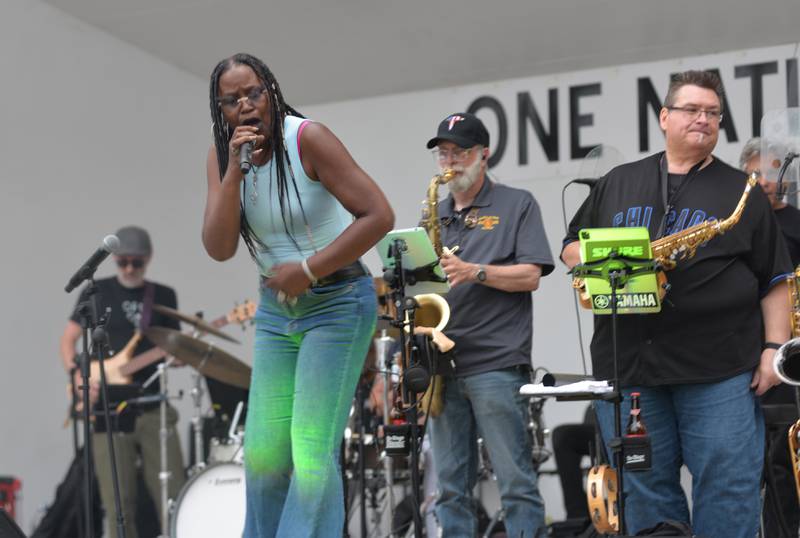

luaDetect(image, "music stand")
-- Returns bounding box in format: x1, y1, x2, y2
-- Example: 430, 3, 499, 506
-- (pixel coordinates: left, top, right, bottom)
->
377, 229, 446, 538
570, 227, 661, 535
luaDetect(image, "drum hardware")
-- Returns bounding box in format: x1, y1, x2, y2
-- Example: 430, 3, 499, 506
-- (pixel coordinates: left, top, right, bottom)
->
375, 329, 397, 520
208, 401, 245, 464
528, 397, 552, 470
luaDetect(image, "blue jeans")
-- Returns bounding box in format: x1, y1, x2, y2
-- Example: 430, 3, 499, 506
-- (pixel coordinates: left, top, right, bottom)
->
594, 372, 764, 538
243, 275, 376, 538
430, 367, 545, 538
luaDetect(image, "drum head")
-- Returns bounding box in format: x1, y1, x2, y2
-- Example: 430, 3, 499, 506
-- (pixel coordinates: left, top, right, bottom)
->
171, 462, 246, 537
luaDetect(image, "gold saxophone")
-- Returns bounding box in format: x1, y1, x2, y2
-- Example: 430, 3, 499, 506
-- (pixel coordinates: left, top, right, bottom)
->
421, 169, 456, 256
414, 169, 456, 417
777, 265, 800, 505
574, 174, 758, 308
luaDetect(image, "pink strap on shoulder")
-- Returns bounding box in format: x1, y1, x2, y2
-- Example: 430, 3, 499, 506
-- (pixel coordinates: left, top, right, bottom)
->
297, 120, 312, 160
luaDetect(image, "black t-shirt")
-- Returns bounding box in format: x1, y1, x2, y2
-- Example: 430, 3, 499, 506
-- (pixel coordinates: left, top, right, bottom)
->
761, 204, 800, 405
775, 204, 800, 267
564, 153, 793, 386
70, 277, 180, 392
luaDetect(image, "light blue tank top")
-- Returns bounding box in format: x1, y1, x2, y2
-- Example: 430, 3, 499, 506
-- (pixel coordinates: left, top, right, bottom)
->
241, 116, 352, 273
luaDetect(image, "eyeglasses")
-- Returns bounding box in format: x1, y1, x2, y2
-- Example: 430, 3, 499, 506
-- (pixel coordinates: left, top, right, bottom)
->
217, 87, 267, 112
432, 146, 477, 164
667, 106, 723, 122
116, 257, 146, 269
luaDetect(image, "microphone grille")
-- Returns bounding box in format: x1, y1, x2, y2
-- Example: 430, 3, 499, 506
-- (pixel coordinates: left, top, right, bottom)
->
103, 234, 120, 254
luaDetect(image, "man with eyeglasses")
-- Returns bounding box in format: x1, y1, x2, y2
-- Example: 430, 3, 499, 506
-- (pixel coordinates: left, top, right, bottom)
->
59, 225, 186, 538
425, 112, 554, 538
739, 137, 800, 538
561, 70, 792, 537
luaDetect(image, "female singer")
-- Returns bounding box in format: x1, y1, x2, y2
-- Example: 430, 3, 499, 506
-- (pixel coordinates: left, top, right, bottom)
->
202, 53, 394, 537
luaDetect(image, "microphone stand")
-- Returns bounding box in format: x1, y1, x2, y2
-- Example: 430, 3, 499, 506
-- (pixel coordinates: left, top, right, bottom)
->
68, 368, 86, 538
74, 279, 127, 538
386, 238, 424, 538
571, 252, 660, 536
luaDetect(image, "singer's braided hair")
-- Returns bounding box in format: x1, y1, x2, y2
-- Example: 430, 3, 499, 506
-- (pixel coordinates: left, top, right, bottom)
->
209, 53, 309, 266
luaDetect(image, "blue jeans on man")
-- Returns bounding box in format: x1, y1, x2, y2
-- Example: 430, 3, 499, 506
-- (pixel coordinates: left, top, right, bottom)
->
430, 367, 545, 537
594, 372, 764, 538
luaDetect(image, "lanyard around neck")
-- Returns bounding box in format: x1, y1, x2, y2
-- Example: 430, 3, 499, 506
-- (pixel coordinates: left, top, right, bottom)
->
655, 153, 706, 239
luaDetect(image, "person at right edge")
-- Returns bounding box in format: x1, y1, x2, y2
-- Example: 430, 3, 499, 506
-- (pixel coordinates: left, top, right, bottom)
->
740, 136, 800, 537
426, 112, 554, 538
560, 71, 792, 538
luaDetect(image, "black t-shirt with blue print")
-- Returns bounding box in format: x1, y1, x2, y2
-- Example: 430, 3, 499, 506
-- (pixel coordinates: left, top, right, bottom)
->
564, 152, 792, 386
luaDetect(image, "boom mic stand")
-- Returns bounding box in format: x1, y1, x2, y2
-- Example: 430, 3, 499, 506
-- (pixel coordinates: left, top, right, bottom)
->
73, 279, 127, 538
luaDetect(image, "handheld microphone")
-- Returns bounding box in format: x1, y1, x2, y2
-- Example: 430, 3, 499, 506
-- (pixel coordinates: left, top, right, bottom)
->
571, 178, 599, 187
239, 141, 254, 174
64, 235, 120, 293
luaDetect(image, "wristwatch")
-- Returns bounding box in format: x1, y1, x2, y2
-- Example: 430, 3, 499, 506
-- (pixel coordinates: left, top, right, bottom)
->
475, 265, 487, 282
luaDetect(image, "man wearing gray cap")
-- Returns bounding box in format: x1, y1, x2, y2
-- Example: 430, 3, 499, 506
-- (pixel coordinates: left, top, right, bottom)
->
425, 113, 554, 537
59, 226, 185, 538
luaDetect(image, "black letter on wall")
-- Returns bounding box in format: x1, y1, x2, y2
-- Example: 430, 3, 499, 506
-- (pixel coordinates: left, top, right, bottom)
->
638, 77, 663, 153
734, 61, 778, 136
569, 83, 601, 160
517, 89, 559, 164
788, 58, 799, 107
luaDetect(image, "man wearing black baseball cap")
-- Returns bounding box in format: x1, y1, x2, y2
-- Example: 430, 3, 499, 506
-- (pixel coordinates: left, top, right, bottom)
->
425, 112, 554, 537
59, 226, 186, 537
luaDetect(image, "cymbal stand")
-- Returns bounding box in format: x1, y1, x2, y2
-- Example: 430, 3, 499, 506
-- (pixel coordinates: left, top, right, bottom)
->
188, 325, 210, 474
375, 330, 396, 518
141, 357, 180, 538
189, 366, 206, 473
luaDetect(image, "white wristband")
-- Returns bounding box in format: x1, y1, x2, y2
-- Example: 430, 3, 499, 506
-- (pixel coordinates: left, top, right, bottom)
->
301, 258, 318, 284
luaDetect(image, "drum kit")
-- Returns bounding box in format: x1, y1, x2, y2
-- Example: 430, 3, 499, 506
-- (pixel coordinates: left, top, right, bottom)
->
139, 302, 253, 538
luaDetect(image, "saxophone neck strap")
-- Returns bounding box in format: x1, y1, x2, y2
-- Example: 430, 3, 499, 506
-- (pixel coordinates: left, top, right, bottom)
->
656, 153, 706, 239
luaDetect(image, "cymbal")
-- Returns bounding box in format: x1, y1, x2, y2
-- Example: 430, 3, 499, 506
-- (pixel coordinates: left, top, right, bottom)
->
152, 304, 240, 343
144, 327, 251, 389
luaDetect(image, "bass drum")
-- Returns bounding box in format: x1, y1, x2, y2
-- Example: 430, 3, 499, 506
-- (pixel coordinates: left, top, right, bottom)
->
171, 462, 246, 538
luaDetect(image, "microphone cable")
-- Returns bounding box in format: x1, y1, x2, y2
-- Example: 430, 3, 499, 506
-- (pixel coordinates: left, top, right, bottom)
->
561, 179, 596, 376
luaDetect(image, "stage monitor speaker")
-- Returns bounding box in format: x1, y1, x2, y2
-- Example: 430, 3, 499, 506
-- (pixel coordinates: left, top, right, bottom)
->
0, 509, 26, 538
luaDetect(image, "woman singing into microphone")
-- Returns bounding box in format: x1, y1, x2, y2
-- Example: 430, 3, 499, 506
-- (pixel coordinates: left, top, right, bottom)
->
202, 53, 394, 537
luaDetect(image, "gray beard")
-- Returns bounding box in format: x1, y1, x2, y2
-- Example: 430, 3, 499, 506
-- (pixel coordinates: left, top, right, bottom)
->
447, 159, 481, 193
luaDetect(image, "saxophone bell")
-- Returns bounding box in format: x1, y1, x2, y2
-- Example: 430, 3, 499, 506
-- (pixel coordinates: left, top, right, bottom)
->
773, 338, 800, 385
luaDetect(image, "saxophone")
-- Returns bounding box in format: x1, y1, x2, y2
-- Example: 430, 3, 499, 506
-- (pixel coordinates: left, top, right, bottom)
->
421, 169, 456, 256
574, 174, 758, 308
415, 168, 456, 417
775, 265, 800, 505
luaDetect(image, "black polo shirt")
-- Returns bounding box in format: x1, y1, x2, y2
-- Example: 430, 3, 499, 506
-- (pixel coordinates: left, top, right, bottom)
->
563, 153, 792, 386
439, 178, 554, 378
